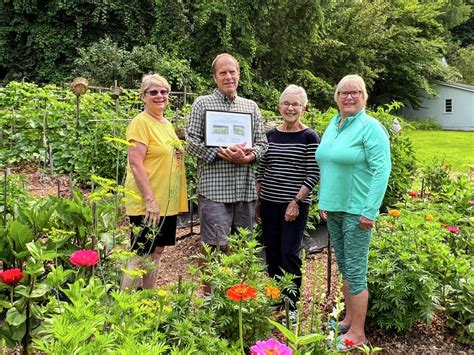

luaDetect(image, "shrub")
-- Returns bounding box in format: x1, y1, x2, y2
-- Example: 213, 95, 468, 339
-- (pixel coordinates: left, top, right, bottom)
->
405, 118, 443, 131
368, 194, 473, 342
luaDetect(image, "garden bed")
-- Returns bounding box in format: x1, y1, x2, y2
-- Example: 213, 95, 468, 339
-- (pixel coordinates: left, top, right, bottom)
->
157, 233, 472, 354
2, 168, 472, 354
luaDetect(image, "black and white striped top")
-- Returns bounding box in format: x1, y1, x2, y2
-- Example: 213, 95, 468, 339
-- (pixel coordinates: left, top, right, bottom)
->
256, 127, 320, 204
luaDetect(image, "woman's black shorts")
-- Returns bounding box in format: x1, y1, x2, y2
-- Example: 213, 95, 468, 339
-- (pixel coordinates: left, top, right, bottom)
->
128, 215, 177, 256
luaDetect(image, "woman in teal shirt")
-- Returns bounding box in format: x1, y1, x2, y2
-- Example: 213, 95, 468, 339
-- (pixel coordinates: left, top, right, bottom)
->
316, 74, 391, 350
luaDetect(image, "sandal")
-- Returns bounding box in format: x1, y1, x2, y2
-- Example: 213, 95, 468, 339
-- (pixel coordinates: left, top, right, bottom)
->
336, 337, 368, 352
326, 319, 350, 333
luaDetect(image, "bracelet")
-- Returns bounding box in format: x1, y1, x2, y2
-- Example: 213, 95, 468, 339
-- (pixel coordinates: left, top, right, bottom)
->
293, 197, 301, 204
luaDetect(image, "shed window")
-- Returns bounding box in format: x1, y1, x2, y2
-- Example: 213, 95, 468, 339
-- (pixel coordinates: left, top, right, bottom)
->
444, 99, 452, 113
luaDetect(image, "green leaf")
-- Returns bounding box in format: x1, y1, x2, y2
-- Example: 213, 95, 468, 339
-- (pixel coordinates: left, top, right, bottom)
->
7, 220, 34, 250
26, 241, 43, 261
26, 259, 45, 277
267, 318, 297, 343
6, 307, 26, 326
297, 333, 325, 345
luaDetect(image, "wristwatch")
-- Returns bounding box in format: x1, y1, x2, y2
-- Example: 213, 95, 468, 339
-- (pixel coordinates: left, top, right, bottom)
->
293, 197, 301, 204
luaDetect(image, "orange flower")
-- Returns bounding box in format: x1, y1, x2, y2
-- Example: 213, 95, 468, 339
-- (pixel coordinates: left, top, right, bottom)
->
226, 284, 257, 301
265, 286, 280, 299
388, 209, 400, 217
425, 214, 434, 222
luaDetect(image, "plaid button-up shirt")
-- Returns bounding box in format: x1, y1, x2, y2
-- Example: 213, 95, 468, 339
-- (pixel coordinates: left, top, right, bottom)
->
186, 89, 268, 203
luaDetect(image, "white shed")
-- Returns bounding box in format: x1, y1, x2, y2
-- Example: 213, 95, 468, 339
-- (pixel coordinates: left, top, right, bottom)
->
400, 82, 474, 131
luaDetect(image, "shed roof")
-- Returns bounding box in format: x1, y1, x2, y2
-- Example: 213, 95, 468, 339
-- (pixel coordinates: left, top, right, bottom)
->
435, 81, 474, 92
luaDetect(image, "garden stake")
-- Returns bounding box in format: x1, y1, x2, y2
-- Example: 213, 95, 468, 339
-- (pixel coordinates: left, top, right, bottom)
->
92, 202, 97, 250
3, 169, 7, 226
284, 297, 291, 344
57, 178, 61, 197
327, 233, 331, 297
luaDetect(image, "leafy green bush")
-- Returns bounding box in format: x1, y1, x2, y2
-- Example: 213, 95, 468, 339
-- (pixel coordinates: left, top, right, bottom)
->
405, 118, 443, 131
197, 230, 294, 348
368, 191, 473, 343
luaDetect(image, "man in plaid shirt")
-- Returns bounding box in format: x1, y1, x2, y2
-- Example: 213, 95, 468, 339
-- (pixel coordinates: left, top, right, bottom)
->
186, 53, 268, 252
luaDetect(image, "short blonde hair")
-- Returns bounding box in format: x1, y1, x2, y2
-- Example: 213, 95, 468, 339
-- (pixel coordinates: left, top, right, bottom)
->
334, 74, 368, 103
211, 53, 240, 75
279, 84, 308, 106
140, 74, 171, 97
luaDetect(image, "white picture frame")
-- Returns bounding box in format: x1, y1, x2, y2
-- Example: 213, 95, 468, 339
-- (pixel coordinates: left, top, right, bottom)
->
204, 110, 253, 147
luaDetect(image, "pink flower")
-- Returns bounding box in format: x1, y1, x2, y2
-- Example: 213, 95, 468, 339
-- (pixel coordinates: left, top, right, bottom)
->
469, 200, 474, 205
70, 249, 99, 267
251, 338, 292, 355
445, 226, 460, 234
0, 268, 24, 286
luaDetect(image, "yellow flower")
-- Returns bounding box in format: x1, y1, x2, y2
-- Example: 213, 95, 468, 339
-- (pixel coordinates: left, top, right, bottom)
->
388, 209, 401, 217
162, 305, 172, 313
265, 286, 281, 299
425, 214, 434, 222
156, 289, 168, 297
121, 268, 147, 278
221, 267, 233, 275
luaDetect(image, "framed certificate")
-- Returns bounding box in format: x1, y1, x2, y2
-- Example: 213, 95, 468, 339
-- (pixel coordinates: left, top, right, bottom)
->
204, 110, 253, 147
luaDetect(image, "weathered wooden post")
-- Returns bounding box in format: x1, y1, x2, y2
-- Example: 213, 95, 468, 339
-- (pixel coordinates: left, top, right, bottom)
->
69, 77, 89, 184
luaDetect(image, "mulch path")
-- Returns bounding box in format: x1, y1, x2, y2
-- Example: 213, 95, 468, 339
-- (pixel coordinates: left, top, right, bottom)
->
8, 167, 474, 354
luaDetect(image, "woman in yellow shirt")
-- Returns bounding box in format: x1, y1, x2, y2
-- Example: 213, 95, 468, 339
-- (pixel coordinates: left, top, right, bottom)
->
122, 74, 188, 290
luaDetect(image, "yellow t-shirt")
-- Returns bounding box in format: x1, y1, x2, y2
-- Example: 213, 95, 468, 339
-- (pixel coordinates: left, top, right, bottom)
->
124, 112, 188, 216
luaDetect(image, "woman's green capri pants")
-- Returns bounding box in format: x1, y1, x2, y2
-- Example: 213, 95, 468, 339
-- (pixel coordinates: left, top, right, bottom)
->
327, 211, 372, 295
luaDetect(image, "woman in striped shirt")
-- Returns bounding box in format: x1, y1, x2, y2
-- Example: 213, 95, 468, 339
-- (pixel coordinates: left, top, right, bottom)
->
256, 85, 320, 320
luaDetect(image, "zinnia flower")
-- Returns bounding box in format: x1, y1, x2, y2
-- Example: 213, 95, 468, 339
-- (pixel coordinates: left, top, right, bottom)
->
0, 268, 24, 286
70, 249, 99, 267
265, 286, 281, 299
250, 338, 292, 355
445, 226, 460, 234
388, 209, 400, 217
425, 214, 434, 222
226, 283, 257, 301
407, 192, 418, 197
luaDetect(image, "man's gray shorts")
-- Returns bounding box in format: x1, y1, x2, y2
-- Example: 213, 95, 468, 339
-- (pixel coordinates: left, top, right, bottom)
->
198, 195, 256, 246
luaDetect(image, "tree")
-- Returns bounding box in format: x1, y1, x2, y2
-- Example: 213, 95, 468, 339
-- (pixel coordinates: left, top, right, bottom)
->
449, 45, 474, 84
0, 0, 155, 83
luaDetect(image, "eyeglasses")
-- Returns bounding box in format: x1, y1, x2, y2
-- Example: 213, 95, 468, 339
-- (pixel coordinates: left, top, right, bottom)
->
146, 89, 169, 97
281, 101, 303, 108
338, 90, 362, 99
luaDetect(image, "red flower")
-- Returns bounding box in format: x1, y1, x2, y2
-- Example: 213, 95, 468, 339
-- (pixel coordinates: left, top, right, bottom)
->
226, 284, 257, 301
70, 249, 99, 267
0, 268, 24, 286
407, 192, 418, 197
344, 338, 355, 346
445, 226, 460, 234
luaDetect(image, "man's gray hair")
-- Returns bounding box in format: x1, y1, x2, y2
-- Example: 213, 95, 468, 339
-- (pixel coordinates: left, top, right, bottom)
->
211, 53, 240, 75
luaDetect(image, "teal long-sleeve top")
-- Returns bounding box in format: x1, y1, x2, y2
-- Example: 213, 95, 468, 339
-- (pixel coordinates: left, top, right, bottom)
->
315, 109, 391, 220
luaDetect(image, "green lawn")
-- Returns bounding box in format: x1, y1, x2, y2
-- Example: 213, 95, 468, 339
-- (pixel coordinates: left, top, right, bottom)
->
404, 130, 474, 173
